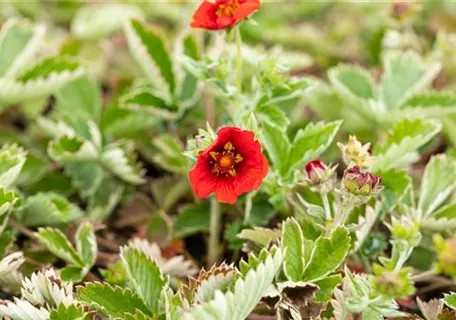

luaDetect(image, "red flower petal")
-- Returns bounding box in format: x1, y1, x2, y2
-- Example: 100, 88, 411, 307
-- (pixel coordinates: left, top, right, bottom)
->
234, 153, 268, 195
216, 15, 236, 29
189, 159, 217, 199
234, 0, 261, 21
190, 1, 219, 29
215, 180, 238, 204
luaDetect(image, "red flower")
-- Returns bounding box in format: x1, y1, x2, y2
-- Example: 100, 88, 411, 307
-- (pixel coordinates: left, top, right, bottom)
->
189, 127, 268, 204
191, 0, 261, 30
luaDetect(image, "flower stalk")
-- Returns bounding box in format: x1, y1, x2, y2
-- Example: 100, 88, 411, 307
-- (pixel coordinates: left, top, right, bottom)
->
322, 193, 332, 220
208, 196, 221, 266
235, 26, 243, 94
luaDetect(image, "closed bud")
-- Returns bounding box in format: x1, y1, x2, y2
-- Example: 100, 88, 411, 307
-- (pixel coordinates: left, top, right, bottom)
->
342, 166, 383, 196
305, 159, 327, 184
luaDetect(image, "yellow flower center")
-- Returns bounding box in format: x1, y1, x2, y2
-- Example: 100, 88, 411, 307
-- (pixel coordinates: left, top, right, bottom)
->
210, 141, 243, 177
216, 0, 240, 18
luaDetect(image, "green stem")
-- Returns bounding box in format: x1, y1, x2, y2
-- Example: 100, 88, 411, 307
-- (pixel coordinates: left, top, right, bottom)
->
243, 192, 254, 225
322, 194, 331, 220
235, 27, 243, 95
207, 197, 221, 267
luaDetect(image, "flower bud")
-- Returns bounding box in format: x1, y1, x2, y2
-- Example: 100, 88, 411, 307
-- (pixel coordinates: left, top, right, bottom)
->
434, 234, 456, 279
342, 166, 383, 196
305, 159, 327, 184
372, 266, 415, 298
392, 0, 422, 20
386, 216, 421, 247
338, 136, 375, 170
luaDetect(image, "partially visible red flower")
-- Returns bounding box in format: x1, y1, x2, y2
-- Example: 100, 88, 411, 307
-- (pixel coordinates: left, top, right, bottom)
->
189, 127, 268, 204
191, 0, 261, 30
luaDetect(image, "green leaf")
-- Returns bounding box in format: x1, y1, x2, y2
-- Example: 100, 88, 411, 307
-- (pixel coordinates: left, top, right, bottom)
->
61, 266, 85, 282
178, 33, 201, 104
434, 203, 456, 220
0, 61, 84, 105
64, 162, 106, 198
48, 135, 98, 163
329, 65, 376, 99
123, 311, 155, 320
72, 3, 141, 40
56, 75, 102, 123
281, 218, 305, 281
314, 274, 343, 303
418, 155, 456, 219
124, 18, 175, 99
238, 227, 281, 247
443, 293, 456, 310
17, 56, 80, 82
328, 65, 377, 122
149, 134, 188, 174
75, 221, 97, 267
101, 107, 159, 138
377, 168, 412, 217
120, 246, 167, 315
403, 92, 456, 108
0, 144, 27, 188
150, 176, 189, 212
373, 118, 441, 171
301, 227, 351, 282
0, 19, 45, 78
256, 104, 290, 131
21, 192, 83, 226
289, 120, 341, 171
163, 288, 184, 320
184, 248, 283, 320
49, 304, 89, 320
87, 180, 124, 222
36, 227, 83, 266
121, 88, 179, 120
0, 188, 20, 234
100, 141, 145, 185
0, 233, 14, 257
261, 122, 291, 176
77, 282, 153, 318
192, 264, 237, 304
380, 51, 441, 110
173, 203, 210, 238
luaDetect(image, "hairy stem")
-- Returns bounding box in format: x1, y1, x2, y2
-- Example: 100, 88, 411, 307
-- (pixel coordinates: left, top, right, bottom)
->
235, 27, 243, 94
9, 219, 36, 239
322, 194, 332, 220
207, 197, 221, 267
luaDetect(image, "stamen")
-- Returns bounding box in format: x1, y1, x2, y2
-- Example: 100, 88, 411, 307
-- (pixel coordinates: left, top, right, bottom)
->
224, 141, 234, 151
210, 140, 243, 177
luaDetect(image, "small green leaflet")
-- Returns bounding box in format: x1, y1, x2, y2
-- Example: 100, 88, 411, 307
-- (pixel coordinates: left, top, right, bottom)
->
418, 155, 456, 219
120, 246, 167, 315
373, 118, 441, 171
301, 227, 351, 282
281, 218, 305, 282
77, 283, 153, 318
443, 293, 456, 310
